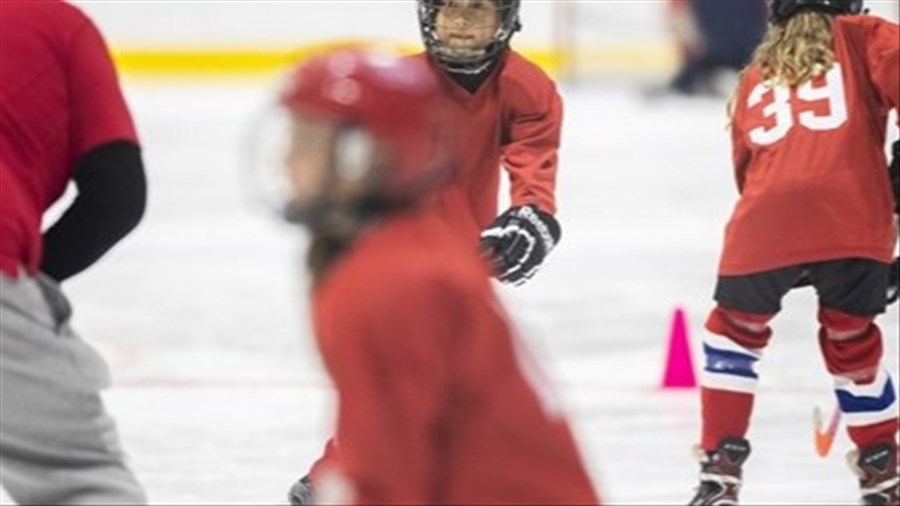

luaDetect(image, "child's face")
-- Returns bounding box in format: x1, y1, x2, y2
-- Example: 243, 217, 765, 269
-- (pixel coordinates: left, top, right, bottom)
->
435, 0, 500, 54
286, 115, 376, 207
286, 115, 334, 205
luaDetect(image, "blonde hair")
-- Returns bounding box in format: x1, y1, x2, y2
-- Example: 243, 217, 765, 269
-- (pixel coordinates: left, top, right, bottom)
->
749, 11, 836, 87
728, 10, 836, 120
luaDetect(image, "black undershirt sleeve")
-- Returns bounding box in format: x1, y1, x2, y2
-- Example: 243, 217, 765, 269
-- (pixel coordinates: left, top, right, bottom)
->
41, 141, 146, 282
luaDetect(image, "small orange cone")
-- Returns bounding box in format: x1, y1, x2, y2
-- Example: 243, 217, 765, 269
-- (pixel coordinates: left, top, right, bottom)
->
662, 307, 697, 389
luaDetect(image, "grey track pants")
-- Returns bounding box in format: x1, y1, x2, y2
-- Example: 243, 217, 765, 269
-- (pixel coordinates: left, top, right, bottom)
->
0, 274, 146, 505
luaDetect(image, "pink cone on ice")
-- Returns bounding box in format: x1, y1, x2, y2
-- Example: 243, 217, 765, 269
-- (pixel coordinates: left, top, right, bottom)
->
662, 307, 697, 389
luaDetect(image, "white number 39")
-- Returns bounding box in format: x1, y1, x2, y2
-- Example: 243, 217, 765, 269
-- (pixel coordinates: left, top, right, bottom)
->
747, 64, 848, 146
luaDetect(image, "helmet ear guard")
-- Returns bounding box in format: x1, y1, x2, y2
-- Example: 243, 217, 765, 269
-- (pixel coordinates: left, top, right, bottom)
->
331, 125, 379, 189
417, 0, 522, 75
769, 0, 865, 23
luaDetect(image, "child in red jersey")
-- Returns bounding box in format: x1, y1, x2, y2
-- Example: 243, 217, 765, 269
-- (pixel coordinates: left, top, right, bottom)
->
272, 50, 599, 506
415, 0, 564, 287
689, 1, 899, 504
289, 1, 566, 502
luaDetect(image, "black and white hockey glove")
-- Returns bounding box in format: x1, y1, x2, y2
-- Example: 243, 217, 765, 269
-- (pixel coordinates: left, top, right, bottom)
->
888, 257, 899, 305
890, 140, 898, 214
888, 141, 900, 214
479, 205, 561, 286
890, 141, 898, 304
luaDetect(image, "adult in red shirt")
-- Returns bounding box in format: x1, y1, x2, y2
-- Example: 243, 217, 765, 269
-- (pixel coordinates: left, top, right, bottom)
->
274, 50, 599, 506
0, 1, 147, 503
690, 1, 899, 504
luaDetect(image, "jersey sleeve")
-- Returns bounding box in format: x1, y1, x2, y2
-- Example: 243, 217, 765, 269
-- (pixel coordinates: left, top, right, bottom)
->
864, 18, 900, 119
327, 277, 463, 505
731, 80, 752, 193
500, 64, 563, 215
66, 16, 137, 160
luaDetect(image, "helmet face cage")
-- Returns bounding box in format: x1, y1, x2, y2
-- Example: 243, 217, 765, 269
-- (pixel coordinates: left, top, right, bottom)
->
769, 0, 865, 23
281, 124, 385, 233
417, 0, 521, 74
268, 51, 457, 232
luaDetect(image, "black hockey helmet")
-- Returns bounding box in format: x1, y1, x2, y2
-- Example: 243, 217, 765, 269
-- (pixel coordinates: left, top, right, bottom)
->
417, 0, 522, 74
769, 0, 865, 23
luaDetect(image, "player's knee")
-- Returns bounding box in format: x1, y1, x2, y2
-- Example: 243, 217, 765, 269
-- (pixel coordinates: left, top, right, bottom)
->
701, 332, 762, 394
706, 306, 773, 350
818, 307, 874, 341
818, 307, 883, 379
701, 307, 772, 394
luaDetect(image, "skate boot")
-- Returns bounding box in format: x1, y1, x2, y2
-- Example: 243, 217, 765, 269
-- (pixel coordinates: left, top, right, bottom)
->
287, 475, 314, 506
688, 437, 751, 505
848, 443, 899, 505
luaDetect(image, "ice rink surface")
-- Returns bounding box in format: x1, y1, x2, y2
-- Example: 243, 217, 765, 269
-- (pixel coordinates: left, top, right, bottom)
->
4, 80, 897, 505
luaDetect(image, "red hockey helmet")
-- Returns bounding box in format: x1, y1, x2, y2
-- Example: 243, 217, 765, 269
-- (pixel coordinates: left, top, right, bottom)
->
280, 50, 457, 211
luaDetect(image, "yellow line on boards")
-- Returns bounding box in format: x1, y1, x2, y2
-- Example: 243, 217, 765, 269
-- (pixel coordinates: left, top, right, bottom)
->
112, 40, 416, 78
110, 40, 676, 79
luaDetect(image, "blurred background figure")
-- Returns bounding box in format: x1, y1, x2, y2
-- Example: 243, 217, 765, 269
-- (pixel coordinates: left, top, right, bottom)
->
653, 0, 768, 97
0, 1, 147, 504
266, 49, 600, 505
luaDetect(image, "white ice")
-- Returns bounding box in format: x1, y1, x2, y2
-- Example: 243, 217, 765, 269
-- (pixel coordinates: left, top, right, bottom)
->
2, 80, 897, 505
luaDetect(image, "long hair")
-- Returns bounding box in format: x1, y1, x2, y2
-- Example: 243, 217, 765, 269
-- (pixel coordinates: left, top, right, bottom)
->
728, 10, 836, 119
750, 11, 836, 87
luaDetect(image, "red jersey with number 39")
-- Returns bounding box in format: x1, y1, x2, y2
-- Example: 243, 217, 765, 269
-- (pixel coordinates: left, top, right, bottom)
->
720, 15, 899, 276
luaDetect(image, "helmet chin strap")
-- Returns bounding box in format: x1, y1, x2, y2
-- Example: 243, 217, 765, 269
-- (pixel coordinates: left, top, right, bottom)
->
433, 38, 508, 75
283, 197, 368, 243
283, 190, 402, 239
442, 58, 495, 75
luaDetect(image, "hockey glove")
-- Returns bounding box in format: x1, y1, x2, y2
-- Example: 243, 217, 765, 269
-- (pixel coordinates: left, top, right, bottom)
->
479, 205, 561, 286
889, 140, 898, 304
890, 140, 898, 214
889, 258, 899, 306
287, 475, 314, 506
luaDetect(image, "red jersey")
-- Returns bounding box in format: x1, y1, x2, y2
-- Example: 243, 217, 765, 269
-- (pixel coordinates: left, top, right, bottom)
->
721, 16, 899, 275
311, 210, 599, 505
0, 0, 137, 277
413, 51, 563, 239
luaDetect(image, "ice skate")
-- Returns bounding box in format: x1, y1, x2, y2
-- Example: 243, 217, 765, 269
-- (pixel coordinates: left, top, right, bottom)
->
287, 475, 314, 506
688, 437, 751, 505
848, 443, 899, 505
